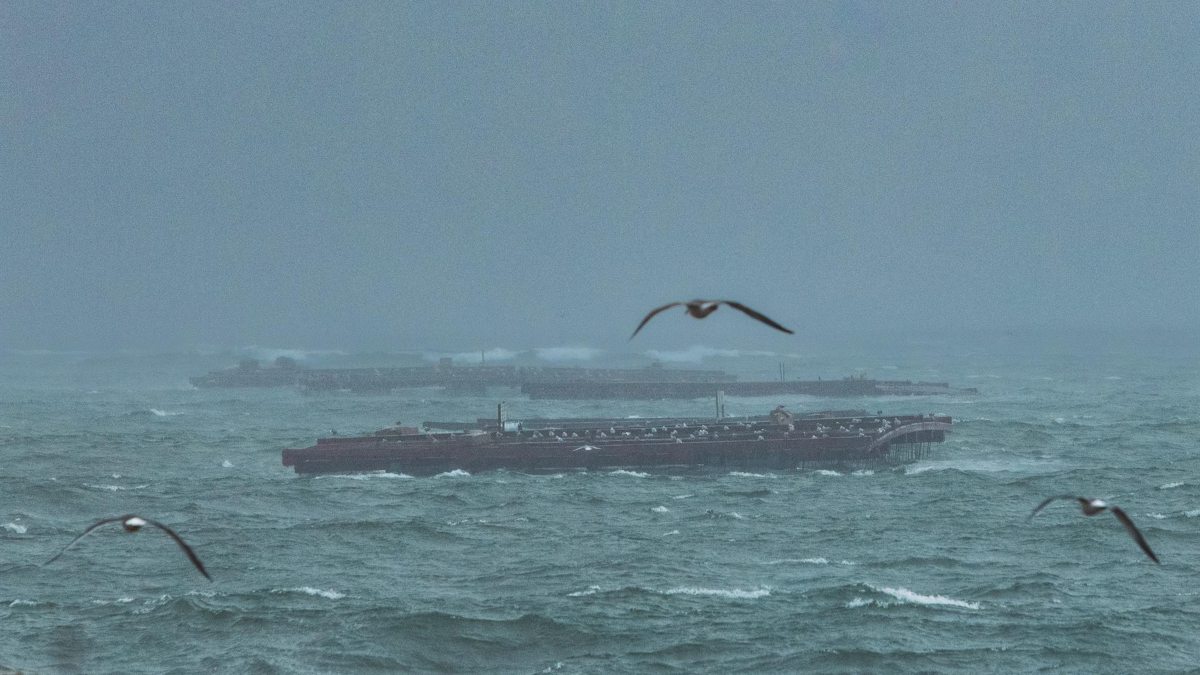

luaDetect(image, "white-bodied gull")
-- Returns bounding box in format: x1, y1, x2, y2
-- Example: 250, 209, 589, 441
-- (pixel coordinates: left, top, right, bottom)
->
1028, 496, 1159, 564
44, 514, 213, 580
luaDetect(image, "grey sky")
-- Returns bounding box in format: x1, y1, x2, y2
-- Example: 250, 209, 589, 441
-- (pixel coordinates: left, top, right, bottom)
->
2, 2, 1197, 352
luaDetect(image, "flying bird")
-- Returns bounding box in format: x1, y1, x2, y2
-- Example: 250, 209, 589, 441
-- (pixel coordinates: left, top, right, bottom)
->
43, 515, 213, 580
630, 300, 794, 339
1028, 496, 1160, 564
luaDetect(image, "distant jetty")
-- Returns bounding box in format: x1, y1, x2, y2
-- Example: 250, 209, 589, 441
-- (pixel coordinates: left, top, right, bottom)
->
192, 359, 975, 399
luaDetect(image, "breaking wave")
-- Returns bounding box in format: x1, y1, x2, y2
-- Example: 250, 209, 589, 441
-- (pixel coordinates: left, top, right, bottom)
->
847, 585, 980, 610
270, 587, 345, 600
664, 586, 771, 599
3, 522, 27, 534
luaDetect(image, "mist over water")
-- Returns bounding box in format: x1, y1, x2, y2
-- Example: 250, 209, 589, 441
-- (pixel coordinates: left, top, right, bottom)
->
1, 341, 1197, 672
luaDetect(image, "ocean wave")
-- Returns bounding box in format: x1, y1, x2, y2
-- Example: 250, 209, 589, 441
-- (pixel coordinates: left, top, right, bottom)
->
3, 522, 27, 534
651, 506, 670, 513
813, 469, 842, 477
728, 471, 775, 478
270, 587, 345, 600
847, 584, 979, 610
533, 346, 602, 361
9, 599, 38, 607
568, 585, 601, 597
1184, 509, 1200, 518
663, 530, 680, 536
609, 470, 648, 478
435, 469, 470, 478
1158, 481, 1185, 490
83, 483, 149, 491
316, 471, 411, 480
764, 557, 828, 565
221, 460, 234, 468
664, 586, 771, 599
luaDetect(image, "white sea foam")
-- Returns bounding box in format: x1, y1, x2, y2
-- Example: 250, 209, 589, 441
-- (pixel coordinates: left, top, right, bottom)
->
729, 512, 746, 520
813, 469, 842, 476
1185, 509, 1200, 518
673, 494, 693, 499
92, 597, 136, 605
1148, 513, 1167, 520
764, 557, 828, 565
851, 469, 874, 476
568, 585, 601, 597
221, 460, 234, 468
651, 506, 670, 513
729, 471, 775, 478
533, 346, 602, 361
1053, 417, 1066, 424
435, 469, 471, 478
663, 530, 680, 536
4, 522, 28, 534
149, 408, 183, 417
83, 483, 148, 491
609, 470, 648, 478
1159, 481, 1185, 490
317, 471, 411, 480
845, 597, 872, 608
664, 586, 771, 599
9, 599, 36, 607
272, 587, 345, 600
873, 585, 979, 610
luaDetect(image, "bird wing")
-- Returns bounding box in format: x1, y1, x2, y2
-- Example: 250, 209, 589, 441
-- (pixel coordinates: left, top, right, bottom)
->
1110, 507, 1160, 564
720, 301, 795, 334
43, 515, 132, 566
630, 302, 682, 340
146, 518, 213, 581
1027, 495, 1081, 521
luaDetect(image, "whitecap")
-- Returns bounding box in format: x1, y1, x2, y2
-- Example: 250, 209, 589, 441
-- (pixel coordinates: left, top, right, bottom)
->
729, 512, 746, 520
1184, 509, 1200, 518
1053, 417, 1066, 424
764, 557, 828, 565
83, 483, 148, 491
435, 469, 471, 478
9, 599, 37, 607
271, 587, 345, 600
873, 585, 979, 610
845, 597, 872, 608
149, 408, 183, 417
729, 471, 775, 478
534, 346, 602, 362
4, 522, 27, 534
672, 494, 693, 499
221, 460, 234, 468
813, 469, 842, 477
609, 470, 648, 478
663, 530, 680, 536
851, 470, 874, 476
651, 506, 670, 513
1158, 481, 1185, 490
664, 586, 771, 599
568, 585, 601, 597
1148, 513, 1167, 520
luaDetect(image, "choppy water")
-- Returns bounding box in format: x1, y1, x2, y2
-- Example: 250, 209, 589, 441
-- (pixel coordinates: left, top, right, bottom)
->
2, 345, 1198, 673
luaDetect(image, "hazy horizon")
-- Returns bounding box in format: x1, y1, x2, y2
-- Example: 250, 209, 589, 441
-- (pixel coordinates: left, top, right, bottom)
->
4, 3, 1197, 353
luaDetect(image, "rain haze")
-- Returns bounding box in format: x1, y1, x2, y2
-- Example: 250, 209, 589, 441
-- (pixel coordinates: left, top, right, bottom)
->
3, 2, 1197, 355
3, 4, 1200, 674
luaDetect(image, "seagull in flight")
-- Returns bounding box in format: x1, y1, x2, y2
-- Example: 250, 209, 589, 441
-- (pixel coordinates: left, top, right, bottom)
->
43, 515, 213, 580
630, 300, 794, 339
1028, 496, 1160, 564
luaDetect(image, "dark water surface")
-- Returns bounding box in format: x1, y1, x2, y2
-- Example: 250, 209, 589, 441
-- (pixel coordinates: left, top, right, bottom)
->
2, 346, 1198, 673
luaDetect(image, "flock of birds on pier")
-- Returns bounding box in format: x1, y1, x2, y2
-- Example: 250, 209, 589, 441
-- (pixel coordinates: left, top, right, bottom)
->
38, 298, 1161, 582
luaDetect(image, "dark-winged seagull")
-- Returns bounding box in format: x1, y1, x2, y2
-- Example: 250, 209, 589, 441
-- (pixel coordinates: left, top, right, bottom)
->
630, 300, 794, 339
1028, 496, 1160, 564
44, 515, 213, 580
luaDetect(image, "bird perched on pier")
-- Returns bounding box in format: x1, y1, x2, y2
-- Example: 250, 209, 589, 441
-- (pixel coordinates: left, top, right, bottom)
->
1027, 496, 1159, 563
630, 300, 794, 339
43, 515, 212, 580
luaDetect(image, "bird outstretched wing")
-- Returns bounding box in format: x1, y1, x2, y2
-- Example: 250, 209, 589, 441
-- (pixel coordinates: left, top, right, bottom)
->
721, 301, 794, 334
43, 515, 134, 566
1027, 495, 1082, 521
1110, 507, 1160, 564
145, 518, 212, 580
630, 302, 682, 340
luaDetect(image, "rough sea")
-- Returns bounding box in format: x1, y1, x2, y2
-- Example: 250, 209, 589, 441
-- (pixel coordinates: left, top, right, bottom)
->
2, 338, 1198, 673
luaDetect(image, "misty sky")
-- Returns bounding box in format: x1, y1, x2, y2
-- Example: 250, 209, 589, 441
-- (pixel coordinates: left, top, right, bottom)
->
2, 2, 1197, 353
